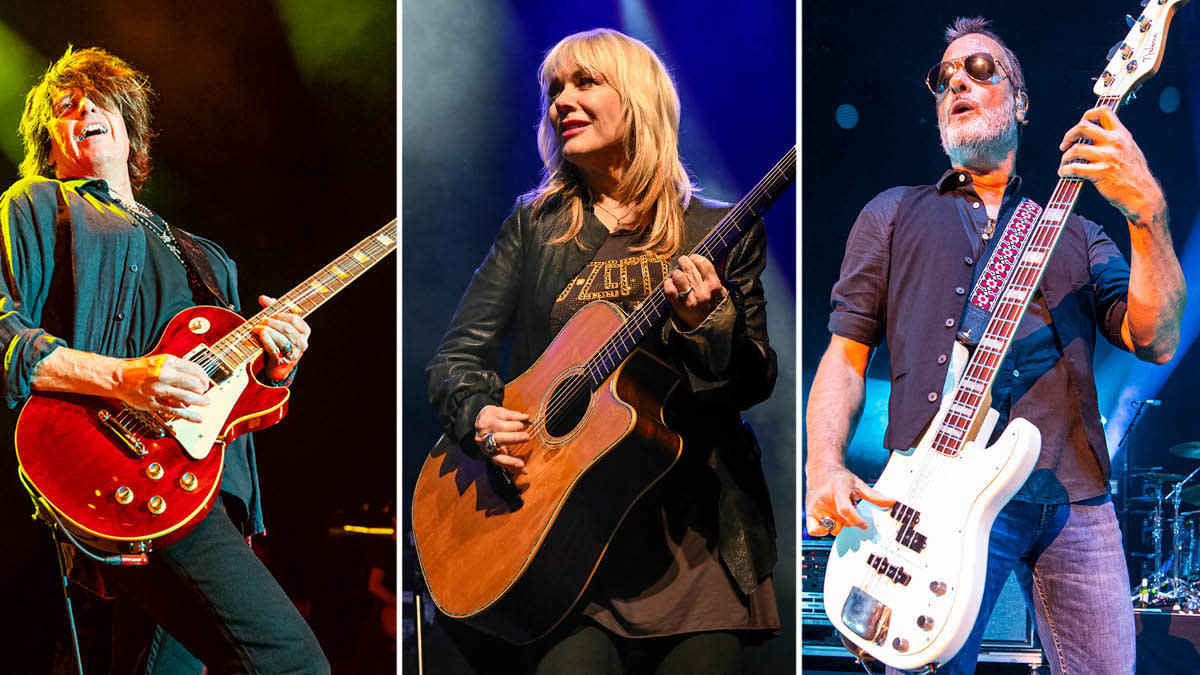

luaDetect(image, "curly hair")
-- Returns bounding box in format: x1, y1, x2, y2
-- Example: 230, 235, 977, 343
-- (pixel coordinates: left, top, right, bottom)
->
18, 46, 156, 190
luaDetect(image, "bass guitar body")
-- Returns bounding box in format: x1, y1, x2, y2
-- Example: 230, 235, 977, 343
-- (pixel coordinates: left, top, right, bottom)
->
822, 342, 1040, 669
411, 300, 683, 644
15, 305, 289, 552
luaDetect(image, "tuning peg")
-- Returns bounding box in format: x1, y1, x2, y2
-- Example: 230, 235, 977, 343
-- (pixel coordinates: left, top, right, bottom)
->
1127, 14, 1136, 27
1140, 0, 1150, 6
1107, 42, 1120, 60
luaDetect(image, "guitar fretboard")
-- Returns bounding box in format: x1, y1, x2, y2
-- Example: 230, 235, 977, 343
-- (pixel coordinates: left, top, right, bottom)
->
203, 219, 397, 374
583, 147, 795, 387
930, 98, 1122, 456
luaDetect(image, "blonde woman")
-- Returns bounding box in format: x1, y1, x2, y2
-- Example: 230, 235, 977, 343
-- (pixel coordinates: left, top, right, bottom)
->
427, 28, 779, 672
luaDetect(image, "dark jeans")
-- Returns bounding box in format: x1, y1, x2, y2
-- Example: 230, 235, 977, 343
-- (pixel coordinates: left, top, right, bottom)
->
101, 497, 329, 675
534, 623, 742, 675
887, 497, 1135, 675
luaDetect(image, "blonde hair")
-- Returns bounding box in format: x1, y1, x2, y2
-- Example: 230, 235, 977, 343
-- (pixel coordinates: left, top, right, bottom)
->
525, 29, 694, 256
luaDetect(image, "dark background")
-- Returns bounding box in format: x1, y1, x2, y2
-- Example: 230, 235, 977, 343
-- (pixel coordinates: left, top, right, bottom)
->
0, 1, 396, 672
802, 0, 1200, 663
401, 0, 796, 671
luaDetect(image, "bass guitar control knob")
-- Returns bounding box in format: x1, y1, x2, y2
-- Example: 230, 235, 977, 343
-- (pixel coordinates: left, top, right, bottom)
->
115, 486, 134, 504
892, 637, 909, 652
929, 581, 947, 596
146, 463, 164, 480
147, 496, 166, 515
917, 615, 935, 630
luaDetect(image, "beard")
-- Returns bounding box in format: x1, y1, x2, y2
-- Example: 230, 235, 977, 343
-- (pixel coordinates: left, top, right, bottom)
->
938, 97, 1019, 169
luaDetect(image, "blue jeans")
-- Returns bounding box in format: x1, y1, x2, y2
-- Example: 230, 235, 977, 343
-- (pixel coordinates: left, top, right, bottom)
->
887, 498, 1135, 675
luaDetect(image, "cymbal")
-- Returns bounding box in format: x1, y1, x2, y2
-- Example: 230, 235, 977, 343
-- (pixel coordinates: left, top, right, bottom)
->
1181, 485, 1200, 506
1135, 471, 1188, 483
1170, 442, 1200, 459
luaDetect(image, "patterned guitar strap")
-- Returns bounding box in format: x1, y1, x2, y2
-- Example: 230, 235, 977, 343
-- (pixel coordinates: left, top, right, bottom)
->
956, 197, 1043, 348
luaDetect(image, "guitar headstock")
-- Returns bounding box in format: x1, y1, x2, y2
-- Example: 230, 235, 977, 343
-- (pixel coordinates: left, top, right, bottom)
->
1093, 0, 1189, 101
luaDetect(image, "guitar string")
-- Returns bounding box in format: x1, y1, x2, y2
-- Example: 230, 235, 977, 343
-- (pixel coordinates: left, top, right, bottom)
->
493, 152, 794, 460
494, 153, 794, 455
112, 224, 396, 427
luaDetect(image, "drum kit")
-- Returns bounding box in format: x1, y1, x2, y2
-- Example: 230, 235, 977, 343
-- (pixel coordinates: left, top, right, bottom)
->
1127, 441, 1200, 611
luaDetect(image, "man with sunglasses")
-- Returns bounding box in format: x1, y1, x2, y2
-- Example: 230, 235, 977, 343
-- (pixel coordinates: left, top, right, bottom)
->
805, 16, 1184, 674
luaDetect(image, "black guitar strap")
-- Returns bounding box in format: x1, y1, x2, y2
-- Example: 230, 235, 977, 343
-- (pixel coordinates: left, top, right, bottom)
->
956, 197, 1042, 347
171, 227, 235, 311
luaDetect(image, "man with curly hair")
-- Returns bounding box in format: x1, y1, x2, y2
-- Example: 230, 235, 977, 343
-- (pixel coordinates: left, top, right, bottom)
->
1, 47, 328, 674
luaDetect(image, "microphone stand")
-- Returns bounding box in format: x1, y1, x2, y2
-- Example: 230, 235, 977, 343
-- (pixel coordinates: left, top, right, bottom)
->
1119, 400, 1155, 596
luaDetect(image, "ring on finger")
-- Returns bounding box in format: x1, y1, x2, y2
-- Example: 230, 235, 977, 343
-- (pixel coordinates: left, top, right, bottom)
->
679, 286, 693, 298
280, 339, 294, 357
819, 515, 837, 532
483, 433, 500, 456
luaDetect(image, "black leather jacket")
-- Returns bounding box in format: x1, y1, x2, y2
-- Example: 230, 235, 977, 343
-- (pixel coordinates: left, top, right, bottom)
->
426, 196, 779, 594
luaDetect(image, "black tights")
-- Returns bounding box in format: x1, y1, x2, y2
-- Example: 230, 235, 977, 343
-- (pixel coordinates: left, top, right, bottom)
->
534, 624, 742, 675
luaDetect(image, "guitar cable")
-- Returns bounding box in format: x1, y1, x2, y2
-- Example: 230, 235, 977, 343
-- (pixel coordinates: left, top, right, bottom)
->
19, 468, 151, 567
19, 468, 154, 675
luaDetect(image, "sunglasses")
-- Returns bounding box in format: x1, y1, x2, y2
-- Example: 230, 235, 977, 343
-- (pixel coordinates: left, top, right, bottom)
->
925, 52, 1009, 95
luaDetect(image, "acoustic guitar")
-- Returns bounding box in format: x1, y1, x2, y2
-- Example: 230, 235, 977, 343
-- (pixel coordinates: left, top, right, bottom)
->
411, 148, 794, 644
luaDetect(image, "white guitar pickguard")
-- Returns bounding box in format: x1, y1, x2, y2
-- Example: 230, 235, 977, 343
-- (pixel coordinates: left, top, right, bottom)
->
167, 349, 250, 460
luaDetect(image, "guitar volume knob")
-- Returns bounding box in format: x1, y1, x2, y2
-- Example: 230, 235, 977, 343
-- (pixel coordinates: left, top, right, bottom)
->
892, 637, 909, 653
146, 463, 164, 480
147, 496, 166, 515
115, 486, 134, 504
917, 615, 935, 630
179, 473, 198, 492
929, 581, 947, 596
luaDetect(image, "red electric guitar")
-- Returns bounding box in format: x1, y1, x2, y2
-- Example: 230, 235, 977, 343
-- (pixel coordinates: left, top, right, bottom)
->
14, 219, 396, 553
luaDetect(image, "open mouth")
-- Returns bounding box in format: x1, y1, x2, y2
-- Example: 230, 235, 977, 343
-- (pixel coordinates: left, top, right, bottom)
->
950, 101, 975, 116
76, 123, 108, 142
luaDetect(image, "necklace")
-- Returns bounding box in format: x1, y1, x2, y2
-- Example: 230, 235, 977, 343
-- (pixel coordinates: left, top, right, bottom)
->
115, 198, 187, 266
593, 200, 630, 228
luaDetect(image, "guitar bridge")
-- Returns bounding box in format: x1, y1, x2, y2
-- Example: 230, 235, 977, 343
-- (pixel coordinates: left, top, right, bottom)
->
98, 407, 172, 458
842, 585, 892, 645
98, 409, 149, 457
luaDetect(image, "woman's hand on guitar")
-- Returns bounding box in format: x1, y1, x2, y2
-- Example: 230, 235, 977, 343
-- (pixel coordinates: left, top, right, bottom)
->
664, 254, 727, 332
804, 462, 895, 537
115, 354, 212, 423
474, 405, 530, 473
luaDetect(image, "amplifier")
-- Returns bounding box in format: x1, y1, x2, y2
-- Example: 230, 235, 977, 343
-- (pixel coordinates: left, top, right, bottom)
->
802, 540, 1042, 663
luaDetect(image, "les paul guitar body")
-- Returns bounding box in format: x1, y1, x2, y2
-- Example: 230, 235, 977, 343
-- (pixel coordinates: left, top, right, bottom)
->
823, 343, 1040, 669
16, 306, 288, 552
15, 219, 397, 554
411, 301, 683, 644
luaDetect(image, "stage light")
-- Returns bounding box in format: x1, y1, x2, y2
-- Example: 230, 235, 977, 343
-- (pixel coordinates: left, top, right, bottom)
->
1160, 86, 1181, 114
836, 103, 859, 129
0, 25, 44, 167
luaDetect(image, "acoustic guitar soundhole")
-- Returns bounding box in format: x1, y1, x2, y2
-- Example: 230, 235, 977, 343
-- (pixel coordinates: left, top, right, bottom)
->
544, 374, 591, 438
